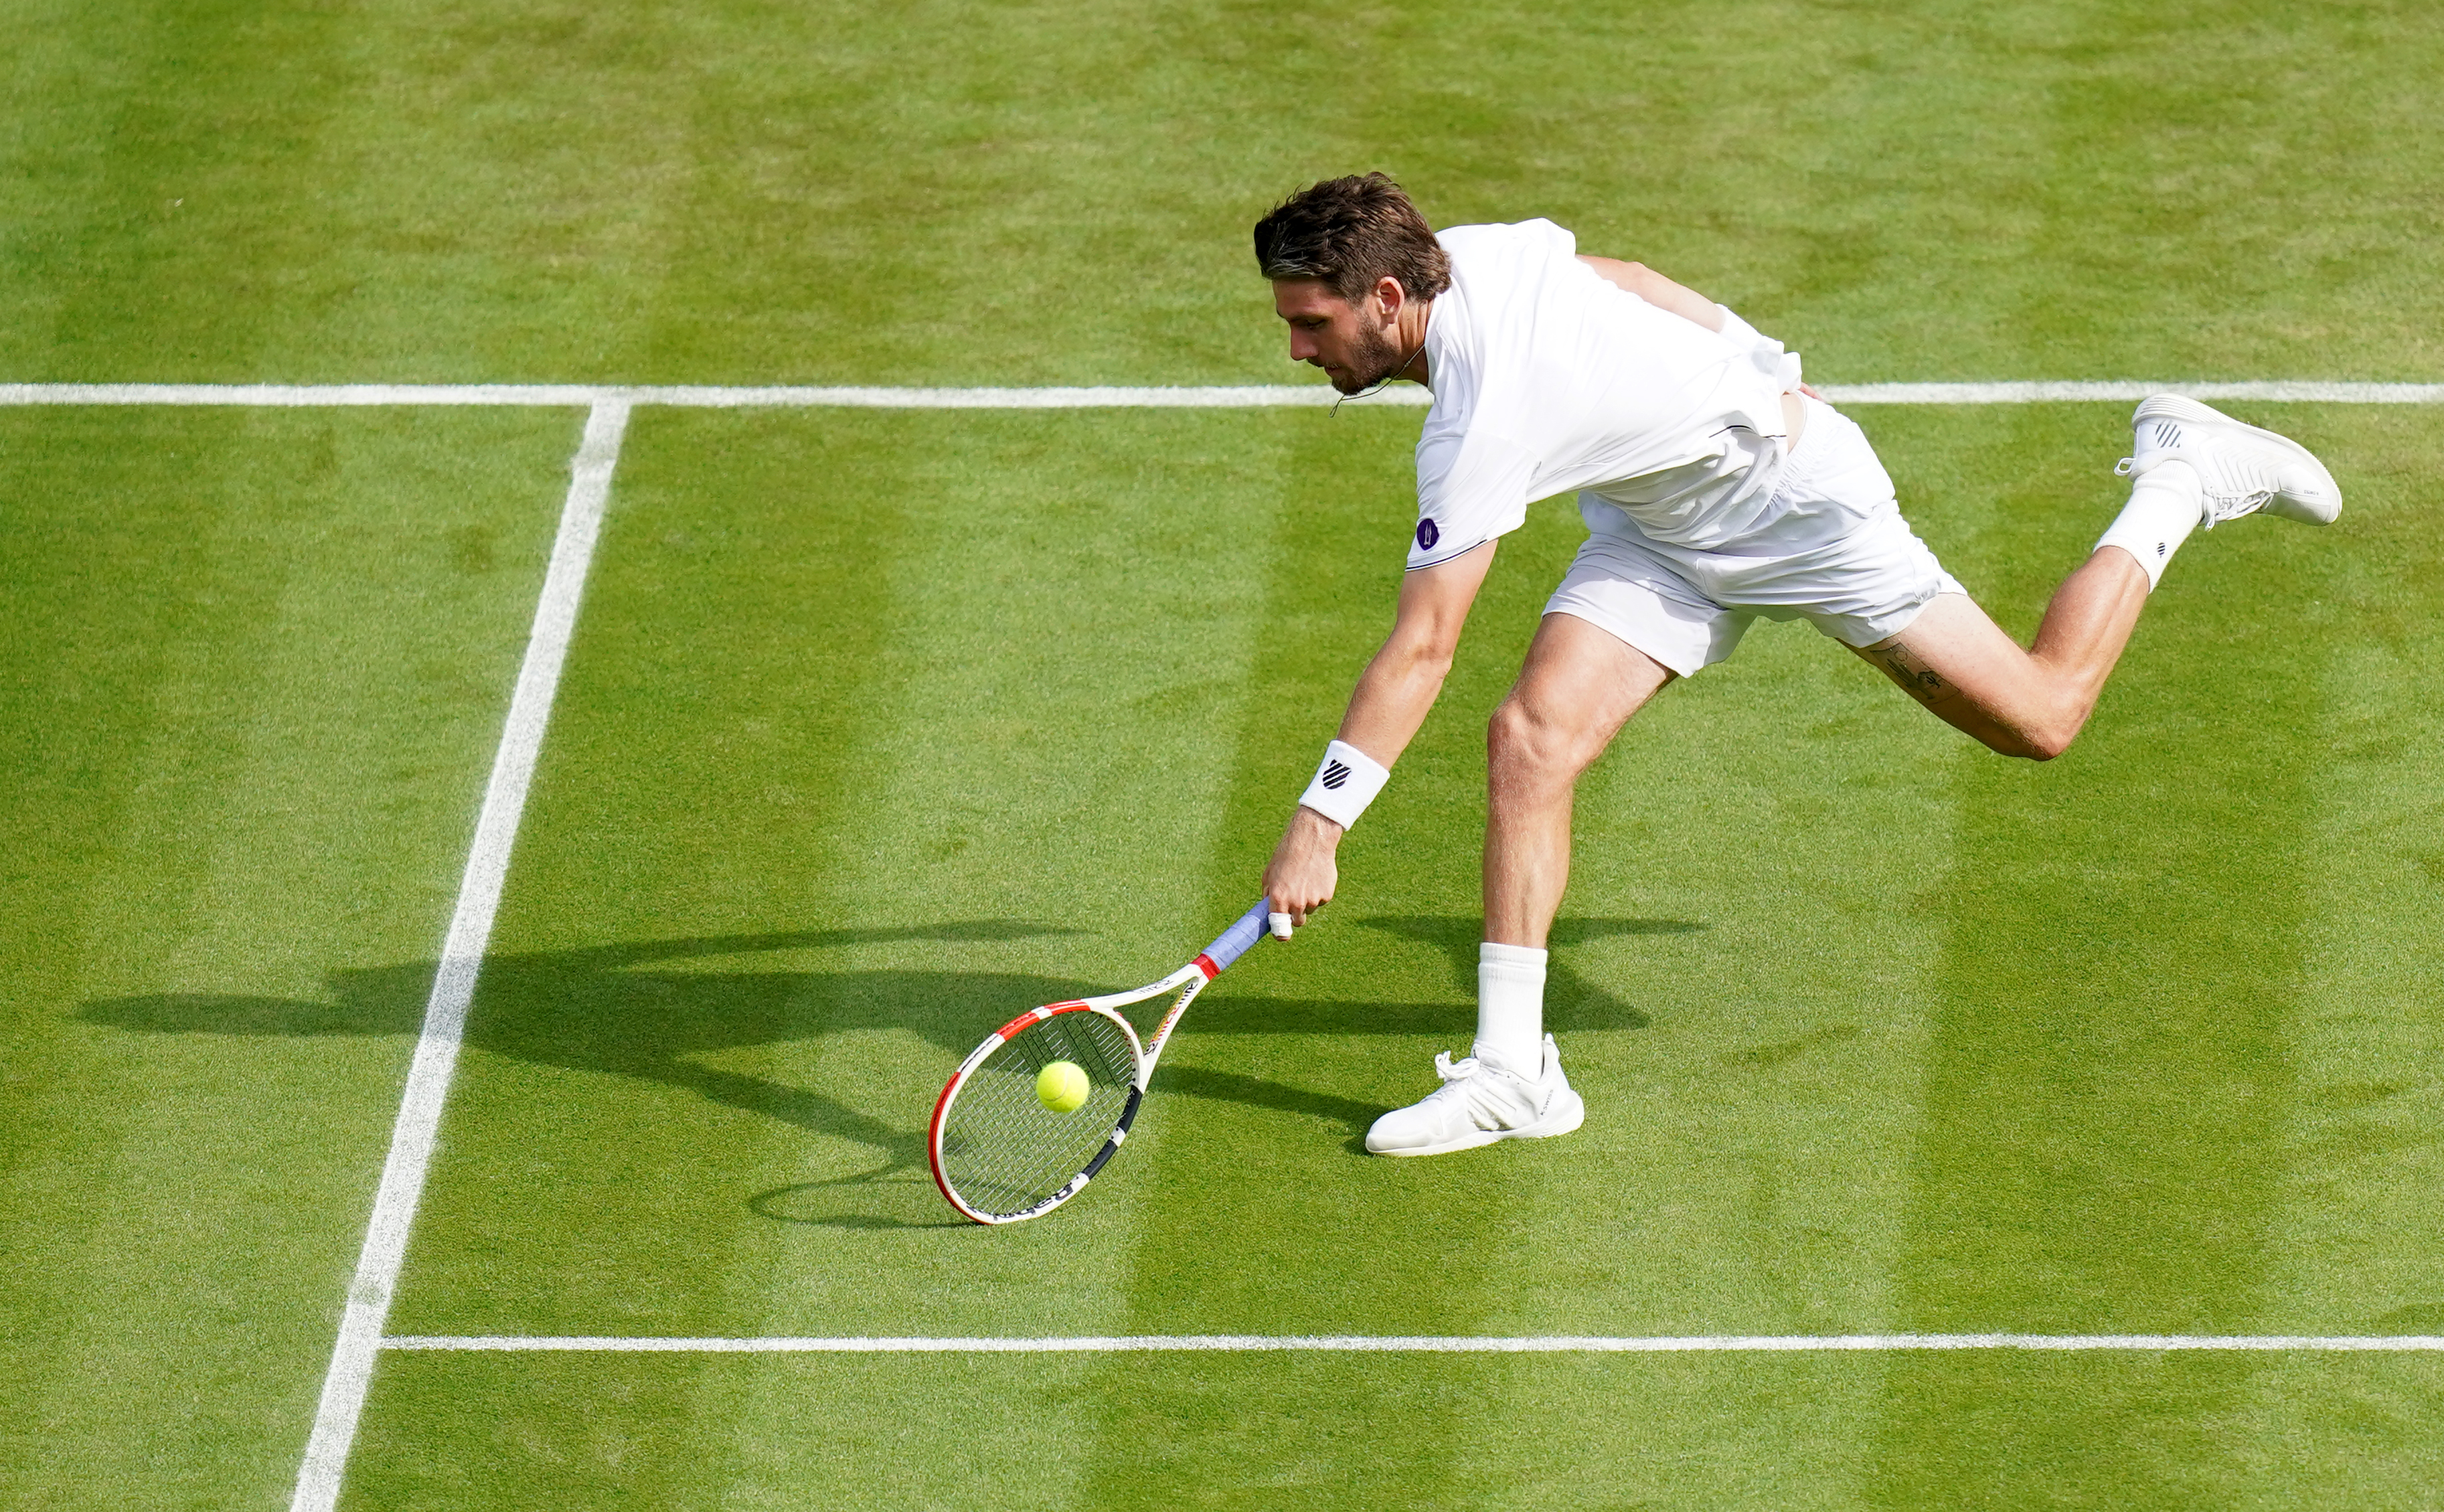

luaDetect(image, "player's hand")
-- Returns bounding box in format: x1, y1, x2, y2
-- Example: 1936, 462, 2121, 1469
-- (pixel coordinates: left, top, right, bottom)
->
1799, 382, 1825, 401
1262, 807, 1342, 934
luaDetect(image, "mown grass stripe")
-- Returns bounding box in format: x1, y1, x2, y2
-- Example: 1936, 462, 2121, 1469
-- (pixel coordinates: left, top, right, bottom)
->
289, 402, 630, 1512
0, 382, 2438, 408
380, 1333, 2444, 1353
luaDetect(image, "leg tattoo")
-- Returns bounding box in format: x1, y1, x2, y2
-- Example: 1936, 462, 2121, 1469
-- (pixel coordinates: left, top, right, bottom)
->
1861, 638, 1955, 707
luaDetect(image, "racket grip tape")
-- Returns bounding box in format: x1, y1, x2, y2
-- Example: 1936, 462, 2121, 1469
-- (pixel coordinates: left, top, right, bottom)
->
1198, 900, 1273, 975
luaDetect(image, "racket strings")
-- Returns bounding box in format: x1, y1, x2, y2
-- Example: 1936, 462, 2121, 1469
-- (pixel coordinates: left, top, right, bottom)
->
938, 1011, 1139, 1219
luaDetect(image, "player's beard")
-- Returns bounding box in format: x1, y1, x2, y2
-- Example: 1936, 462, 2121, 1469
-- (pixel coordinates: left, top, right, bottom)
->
1332, 319, 1406, 395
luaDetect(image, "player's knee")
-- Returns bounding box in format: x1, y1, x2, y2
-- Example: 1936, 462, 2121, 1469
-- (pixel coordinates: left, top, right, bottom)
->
1487, 699, 1536, 766
2026, 690, 2103, 760
1487, 697, 1593, 781
2026, 720, 2085, 761
1992, 712, 2081, 762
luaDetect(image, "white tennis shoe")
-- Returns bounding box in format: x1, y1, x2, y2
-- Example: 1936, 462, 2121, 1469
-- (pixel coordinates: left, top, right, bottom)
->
2116, 394, 2342, 528
1364, 1034, 1585, 1157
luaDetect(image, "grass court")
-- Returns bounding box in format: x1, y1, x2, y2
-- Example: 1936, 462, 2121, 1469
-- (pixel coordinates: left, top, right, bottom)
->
5, 1, 2443, 1507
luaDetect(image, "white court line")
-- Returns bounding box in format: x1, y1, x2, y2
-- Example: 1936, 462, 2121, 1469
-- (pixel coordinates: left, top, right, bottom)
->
1, 380, 2440, 408
288, 400, 630, 1512
382, 1333, 2444, 1353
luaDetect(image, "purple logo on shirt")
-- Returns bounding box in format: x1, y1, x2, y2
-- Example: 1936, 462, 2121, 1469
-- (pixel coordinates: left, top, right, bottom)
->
1415, 518, 1440, 551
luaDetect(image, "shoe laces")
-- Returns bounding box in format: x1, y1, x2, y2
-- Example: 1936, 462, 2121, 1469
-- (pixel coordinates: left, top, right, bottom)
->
2115, 448, 2275, 530
1428, 1050, 1538, 1128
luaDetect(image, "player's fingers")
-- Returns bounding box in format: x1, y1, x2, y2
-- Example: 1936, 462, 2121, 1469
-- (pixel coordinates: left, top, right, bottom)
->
1267, 879, 1332, 934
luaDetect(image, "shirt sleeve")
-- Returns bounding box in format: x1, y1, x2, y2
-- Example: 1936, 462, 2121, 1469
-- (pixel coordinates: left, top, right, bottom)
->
1408, 427, 1537, 570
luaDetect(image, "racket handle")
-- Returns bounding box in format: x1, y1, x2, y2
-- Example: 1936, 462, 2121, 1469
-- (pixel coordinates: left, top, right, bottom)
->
1199, 900, 1273, 975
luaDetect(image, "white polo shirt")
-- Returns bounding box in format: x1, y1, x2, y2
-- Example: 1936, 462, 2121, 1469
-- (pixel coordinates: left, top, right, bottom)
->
1407, 220, 1794, 570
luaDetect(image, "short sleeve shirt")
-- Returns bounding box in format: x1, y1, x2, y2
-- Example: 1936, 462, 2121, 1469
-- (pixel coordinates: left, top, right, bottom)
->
1407, 220, 1794, 570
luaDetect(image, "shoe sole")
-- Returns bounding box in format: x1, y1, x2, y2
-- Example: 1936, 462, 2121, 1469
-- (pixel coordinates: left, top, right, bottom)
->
2133, 394, 2342, 525
1367, 1088, 1587, 1157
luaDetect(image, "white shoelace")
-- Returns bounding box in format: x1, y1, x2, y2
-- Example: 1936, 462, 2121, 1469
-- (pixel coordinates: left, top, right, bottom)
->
1427, 1051, 1540, 1130
2115, 449, 2277, 528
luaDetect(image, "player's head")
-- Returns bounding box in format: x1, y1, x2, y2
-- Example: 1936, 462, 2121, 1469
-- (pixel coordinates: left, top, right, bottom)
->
1254, 173, 1450, 394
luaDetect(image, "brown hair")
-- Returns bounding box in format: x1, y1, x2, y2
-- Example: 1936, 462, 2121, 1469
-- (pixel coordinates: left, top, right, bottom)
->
1252, 173, 1451, 306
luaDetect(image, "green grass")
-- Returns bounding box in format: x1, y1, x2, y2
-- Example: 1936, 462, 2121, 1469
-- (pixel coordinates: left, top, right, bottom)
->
56, 404, 2410, 1509
5, 0, 2444, 1507
4, 0, 2442, 385
0, 408, 582, 1506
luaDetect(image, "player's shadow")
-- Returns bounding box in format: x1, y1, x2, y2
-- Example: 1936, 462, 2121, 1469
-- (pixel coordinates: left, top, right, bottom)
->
77, 918, 1682, 1228
1354, 915, 1706, 1033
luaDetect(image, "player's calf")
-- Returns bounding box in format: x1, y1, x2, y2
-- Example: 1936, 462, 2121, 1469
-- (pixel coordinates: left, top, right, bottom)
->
1852, 590, 2123, 762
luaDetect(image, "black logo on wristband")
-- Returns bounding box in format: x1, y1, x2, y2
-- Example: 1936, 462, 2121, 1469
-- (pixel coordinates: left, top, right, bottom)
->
1321, 760, 1351, 789
1415, 518, 1439, 550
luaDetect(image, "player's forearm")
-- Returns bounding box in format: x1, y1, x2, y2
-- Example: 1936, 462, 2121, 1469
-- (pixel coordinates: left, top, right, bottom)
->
1275, 537, 1491, 902
1332, 635, 1455, 768
1266, 635, 1445, 925
1321, 538, 1495, 770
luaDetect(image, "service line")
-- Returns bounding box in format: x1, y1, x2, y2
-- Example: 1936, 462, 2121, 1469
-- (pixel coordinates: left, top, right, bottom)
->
1, 380, 2440, 408
381, 1333, 2444, 1353
289, 401, 631, 1512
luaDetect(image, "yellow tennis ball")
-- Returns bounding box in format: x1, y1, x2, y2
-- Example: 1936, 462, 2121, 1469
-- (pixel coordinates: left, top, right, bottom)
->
1036, 1060, 1090, 1113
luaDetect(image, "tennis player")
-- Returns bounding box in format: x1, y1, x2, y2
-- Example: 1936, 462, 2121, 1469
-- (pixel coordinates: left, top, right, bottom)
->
1253, 173, 2340, 1157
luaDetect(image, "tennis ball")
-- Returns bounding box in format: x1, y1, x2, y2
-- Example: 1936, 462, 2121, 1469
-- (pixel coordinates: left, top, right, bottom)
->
1036, 1060, 1090, 1113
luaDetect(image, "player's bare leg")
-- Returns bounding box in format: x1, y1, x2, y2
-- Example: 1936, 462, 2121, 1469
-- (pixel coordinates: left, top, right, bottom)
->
1364, 612, 1668, 1156
1855, 552, 2148, 760
1485, 612, 1677, 944
1858, 396, 2342, 760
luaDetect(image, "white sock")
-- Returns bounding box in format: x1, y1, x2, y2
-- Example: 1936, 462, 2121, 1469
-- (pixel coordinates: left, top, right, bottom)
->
1475, 942, 1547, 1069
2094, 460, 2203, 589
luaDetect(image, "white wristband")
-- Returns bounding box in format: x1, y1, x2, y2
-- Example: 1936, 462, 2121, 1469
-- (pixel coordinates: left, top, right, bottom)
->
1297, 739, 1390, 830
1715, 303, 1803, 394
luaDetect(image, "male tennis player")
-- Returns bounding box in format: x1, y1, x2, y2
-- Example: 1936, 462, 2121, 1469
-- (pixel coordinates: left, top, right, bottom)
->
1253, 173, 2340, 1157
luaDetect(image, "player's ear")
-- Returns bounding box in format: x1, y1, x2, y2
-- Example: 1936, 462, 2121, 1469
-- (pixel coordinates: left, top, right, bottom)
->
1374, 276, 1406, 321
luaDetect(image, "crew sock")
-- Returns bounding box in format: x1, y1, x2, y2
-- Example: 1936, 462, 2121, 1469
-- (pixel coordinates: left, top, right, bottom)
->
1475, 942, 1548, 1070
2094, 460, 2203, 590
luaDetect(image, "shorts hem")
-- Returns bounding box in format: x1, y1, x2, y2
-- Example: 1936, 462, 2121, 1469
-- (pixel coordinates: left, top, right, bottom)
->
1814, 574, 1969, 649
1542, 602, 1715, 678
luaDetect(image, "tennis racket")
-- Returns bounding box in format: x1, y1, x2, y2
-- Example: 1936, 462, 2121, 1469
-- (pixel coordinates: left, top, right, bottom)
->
928, 899, 1274, 1224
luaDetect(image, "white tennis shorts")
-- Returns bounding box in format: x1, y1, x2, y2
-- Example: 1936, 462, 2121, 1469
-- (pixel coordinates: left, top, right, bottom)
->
1545, 398, 1964, 676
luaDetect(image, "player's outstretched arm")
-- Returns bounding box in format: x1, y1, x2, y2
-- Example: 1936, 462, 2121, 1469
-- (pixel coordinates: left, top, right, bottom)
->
1264, 541, 1498, 929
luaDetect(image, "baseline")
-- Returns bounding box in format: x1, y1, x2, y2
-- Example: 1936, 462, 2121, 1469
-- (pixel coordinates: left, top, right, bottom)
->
1, 380, 2439, 408
289, 401, 631, 1512
381, 1333, 2444, 1353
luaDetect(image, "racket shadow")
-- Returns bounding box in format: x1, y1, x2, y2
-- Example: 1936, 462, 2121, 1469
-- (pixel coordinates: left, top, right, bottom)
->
1153, 1064, 1386, 1135
747, 1177, 975, 1230
75, 921, 1490, 1229
1352, 914, 1709, 1032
